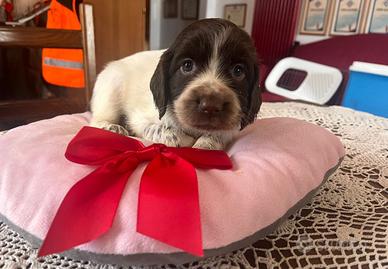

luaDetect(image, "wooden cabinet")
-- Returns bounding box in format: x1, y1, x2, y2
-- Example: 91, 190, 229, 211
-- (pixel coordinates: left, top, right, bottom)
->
84, 0, 147, 74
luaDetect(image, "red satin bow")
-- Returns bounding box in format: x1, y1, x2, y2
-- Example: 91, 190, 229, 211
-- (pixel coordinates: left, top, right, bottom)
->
38, 126, 232, 257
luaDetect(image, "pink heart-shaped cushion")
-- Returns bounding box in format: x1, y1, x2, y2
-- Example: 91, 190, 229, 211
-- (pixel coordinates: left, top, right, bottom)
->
0, 113, 344, 265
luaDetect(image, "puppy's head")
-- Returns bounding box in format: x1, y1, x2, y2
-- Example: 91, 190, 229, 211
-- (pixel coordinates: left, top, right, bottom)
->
150, 18, 261, 131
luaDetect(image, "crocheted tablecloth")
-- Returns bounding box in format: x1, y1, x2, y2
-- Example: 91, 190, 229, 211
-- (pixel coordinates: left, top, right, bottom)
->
1, 102, 387, 269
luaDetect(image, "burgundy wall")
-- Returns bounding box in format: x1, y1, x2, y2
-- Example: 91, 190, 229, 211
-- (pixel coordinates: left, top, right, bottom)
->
251, 0, 301, 90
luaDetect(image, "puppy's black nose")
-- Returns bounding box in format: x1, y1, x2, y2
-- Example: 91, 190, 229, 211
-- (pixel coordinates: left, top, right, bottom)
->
198, 99, 223, 114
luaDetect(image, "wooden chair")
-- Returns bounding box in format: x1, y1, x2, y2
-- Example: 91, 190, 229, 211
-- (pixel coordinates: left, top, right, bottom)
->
0, 3, 96, 130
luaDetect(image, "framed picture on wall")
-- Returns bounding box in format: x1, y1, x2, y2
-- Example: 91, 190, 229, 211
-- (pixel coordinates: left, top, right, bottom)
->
331, 0, 365, 35
224, 4, 247, 27
164, 0, 178, 18
365, 0, 388, 33
299, 0, 332, 35
181, 0, 199, 20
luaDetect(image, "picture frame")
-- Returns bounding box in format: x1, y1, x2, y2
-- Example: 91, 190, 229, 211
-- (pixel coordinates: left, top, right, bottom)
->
181, 0, 199, 20
224, 4, 247, 28
365, 0, 388, 33
299, 0, 332, 35
164, 0, 178, 19
331, 0, 365, 35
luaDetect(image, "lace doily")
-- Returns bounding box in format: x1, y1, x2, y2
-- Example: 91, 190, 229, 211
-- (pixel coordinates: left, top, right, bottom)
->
1, 102, 387, 269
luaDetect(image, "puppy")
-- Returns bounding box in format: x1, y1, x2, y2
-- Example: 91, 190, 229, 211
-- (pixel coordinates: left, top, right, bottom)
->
90, 18, 261, 150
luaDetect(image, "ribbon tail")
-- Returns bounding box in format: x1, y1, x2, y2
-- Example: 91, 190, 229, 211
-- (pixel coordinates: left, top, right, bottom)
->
137, 153, 203, 256
38, 165, 134, 257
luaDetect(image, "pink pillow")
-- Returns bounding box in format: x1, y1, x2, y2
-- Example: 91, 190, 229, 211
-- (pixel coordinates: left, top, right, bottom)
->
0, 113, 344, 266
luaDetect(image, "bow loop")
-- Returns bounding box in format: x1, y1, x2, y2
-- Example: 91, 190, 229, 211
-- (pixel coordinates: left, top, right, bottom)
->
65, 126, 145, 165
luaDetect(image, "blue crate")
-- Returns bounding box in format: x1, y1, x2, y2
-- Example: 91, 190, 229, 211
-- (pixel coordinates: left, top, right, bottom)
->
342, 62, 388, 118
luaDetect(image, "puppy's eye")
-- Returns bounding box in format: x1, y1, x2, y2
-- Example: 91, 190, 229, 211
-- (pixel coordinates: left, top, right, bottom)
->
181, 59, 195, 73
232, 64, 245, 80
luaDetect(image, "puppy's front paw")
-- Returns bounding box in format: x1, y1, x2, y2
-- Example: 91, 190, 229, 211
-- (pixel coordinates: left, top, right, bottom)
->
171, 131, 196, 147
144, 124, 195, 147
91, 121, 129, 136
193, 136, 224, 150
104, 124, 130, 136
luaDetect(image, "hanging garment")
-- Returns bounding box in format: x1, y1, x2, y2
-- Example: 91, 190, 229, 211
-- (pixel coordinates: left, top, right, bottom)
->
42, 0, 84, 88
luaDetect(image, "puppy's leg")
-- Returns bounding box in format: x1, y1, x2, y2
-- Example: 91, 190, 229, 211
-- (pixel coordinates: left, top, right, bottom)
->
193, 132, 236, 150
90, 104, 128, 136
90, 109, 129, 136
90, 63, 129, 136
143, 123, 195, 147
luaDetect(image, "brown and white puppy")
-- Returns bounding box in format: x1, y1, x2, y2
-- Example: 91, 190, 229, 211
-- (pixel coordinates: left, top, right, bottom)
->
90, 18, 261, 150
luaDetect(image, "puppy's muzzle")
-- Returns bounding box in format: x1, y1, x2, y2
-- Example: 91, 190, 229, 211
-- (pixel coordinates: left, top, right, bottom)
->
175, 84, 241, 131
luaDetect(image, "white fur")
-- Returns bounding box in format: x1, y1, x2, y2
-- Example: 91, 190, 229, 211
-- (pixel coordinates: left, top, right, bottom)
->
90, 50, 163, 135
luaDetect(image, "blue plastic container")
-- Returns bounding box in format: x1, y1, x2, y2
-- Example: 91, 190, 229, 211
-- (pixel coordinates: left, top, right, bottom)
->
342, 62, 388, 118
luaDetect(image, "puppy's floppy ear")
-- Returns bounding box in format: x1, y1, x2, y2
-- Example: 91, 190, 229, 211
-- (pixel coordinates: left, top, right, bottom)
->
150, 50, 173, 119
241, 64, 262, 129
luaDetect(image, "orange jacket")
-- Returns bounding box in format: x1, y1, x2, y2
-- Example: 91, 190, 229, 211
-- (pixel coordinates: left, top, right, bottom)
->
42, 0, 84, 88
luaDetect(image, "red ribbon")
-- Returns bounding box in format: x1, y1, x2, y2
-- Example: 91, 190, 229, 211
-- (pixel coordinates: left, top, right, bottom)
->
38, 126, 232, 257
